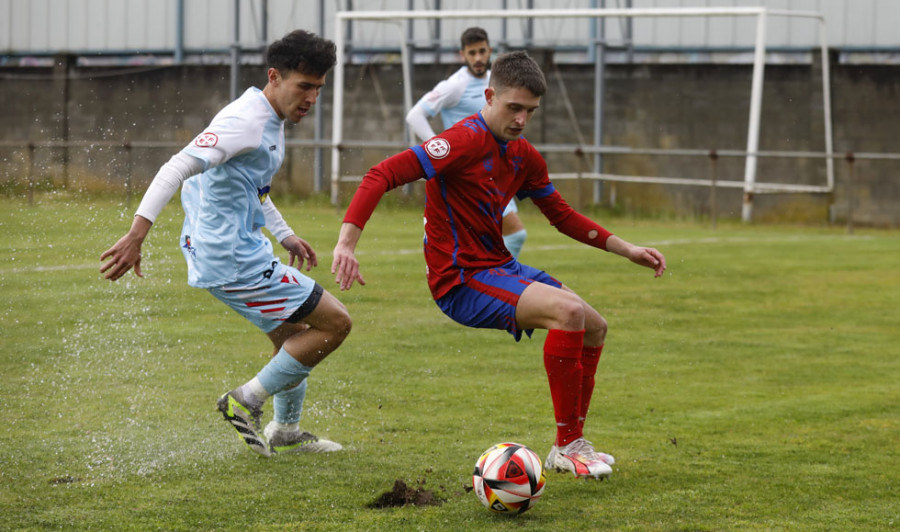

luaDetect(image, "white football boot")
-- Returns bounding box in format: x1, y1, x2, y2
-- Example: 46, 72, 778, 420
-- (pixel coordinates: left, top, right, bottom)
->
545, 438, 614, 479
263, 422, 343, 454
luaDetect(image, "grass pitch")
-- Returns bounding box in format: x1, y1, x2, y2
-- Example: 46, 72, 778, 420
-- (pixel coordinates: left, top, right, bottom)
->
0, 195, 897, 531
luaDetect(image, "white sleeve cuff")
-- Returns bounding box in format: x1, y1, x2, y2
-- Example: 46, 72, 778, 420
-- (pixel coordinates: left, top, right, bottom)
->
134, 152, 204, 223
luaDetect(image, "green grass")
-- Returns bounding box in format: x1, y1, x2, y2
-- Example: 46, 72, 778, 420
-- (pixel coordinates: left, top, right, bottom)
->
1, 194, 898, 531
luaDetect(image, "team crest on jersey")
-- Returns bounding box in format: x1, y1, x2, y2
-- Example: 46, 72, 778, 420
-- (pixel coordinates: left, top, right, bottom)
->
182, 235, 197, 258
425, 138, 450, 159
511, 155, 523, 174
194, 132, 218, 148
482, 153, 494, 171
257, 185, 270, 204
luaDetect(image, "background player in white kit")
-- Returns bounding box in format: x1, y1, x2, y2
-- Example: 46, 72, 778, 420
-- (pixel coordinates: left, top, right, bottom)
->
100, 30, 347, 457
405, 27, 528, 258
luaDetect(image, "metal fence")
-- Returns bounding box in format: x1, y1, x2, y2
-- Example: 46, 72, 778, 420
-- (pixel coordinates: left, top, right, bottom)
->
4, 138, 897, 233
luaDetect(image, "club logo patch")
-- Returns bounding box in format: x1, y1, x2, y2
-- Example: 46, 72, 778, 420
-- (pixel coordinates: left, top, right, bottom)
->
257, 185, 270, 204
194, 132, 218, 148
182, 235, 196, 258
425, 138, 450, 159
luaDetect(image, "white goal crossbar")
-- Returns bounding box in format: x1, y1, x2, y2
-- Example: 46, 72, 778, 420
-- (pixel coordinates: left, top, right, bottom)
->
330, 7, 834, 222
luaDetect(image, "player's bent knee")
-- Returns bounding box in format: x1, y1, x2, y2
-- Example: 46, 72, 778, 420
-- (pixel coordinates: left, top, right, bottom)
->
320, 301, 352, 344
332, 310, 352, 340
588, 313, 608, 335
553, 295, 586, 330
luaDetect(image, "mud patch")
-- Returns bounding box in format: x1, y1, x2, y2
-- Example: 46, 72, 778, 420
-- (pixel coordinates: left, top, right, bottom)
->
369, 479, 443, 508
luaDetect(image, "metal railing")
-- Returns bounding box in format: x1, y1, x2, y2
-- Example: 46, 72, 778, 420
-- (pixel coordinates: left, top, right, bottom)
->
4, 138, 897, 233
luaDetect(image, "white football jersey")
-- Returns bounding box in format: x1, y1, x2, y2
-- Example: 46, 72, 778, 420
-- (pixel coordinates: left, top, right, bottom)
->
418, 66, 491, 131
178, 87, 285, 288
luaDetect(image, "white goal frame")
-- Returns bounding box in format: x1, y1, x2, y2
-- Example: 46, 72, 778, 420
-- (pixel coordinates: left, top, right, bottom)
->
330, 7, 834, 222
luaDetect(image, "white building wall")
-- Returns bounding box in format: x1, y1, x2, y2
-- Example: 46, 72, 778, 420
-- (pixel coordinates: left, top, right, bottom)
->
1, 0, 898, 54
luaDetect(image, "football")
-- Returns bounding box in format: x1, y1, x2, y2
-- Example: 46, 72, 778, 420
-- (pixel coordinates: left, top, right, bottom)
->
472, 442, 546, 515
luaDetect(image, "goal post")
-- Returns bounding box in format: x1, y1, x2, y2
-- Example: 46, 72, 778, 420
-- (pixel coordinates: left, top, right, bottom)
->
330, 7, 834, 222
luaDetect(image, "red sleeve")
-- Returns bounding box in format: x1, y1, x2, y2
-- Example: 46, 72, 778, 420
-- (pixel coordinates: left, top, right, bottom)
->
517, 143, 613, 251
531, 190, 613, 251
343, 149, 424, 229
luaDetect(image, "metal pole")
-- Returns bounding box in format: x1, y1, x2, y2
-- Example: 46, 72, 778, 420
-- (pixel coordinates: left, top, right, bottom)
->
331, 13, 346, 206
845, 152, 855, 235
345, 0, 354, 59
434, 0, 441, 63
708, 149, 718, 230
404, 7, 414, 146
741, 10, 767, 223
525, 0, 534, 48
261, 0, 268, 44
175, 0, 185, 64
402, 17, 414, 196
230, 0, 240, 102
575, 147, 585, 212
625, 0, 634, 63
592, 0, 606, 204
500, 0, 508, 52
314, 0, 325, 193
818, 17, 834, 192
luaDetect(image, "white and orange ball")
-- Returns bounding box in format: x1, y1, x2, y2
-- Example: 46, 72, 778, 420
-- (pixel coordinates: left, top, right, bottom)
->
472, 442, 546, 515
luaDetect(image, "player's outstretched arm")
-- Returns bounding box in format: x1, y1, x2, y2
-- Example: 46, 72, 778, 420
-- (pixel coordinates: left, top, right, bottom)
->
332, 222, 366, 291
100, 152, 201, 282
605, 235, 667, 278
100, 215, 152, 281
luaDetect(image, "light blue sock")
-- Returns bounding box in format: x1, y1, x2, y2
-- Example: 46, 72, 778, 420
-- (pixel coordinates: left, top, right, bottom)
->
503, 229, 527, 259
273, 379, 308, 425
255, 347, 313, 396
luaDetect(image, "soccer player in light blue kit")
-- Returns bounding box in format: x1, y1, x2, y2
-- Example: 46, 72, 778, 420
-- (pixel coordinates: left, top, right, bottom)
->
101, 30, 347, 457
405, 27, 528, 258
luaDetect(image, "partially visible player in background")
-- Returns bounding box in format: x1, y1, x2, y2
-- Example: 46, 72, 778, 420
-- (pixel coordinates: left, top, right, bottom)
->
335, 51, 667, 480
405, 27, 527, 259
100, 30, 348, 457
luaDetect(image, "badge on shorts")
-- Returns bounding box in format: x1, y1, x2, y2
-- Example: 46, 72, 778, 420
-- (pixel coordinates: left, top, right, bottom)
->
425, 138, 450, 159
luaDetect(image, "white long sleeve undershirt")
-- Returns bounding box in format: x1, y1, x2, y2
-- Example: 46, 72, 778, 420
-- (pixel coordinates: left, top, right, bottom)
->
134, 151, 295, 243
134, 152, 202, 223
260, 196, 294, 243
405, 102, 437, 142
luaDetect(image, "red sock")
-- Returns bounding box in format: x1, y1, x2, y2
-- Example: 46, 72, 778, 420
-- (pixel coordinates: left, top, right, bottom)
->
543, 329, 585, 447
578, 345, 604, 432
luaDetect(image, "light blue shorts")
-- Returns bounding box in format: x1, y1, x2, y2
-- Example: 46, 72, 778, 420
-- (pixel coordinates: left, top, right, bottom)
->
208, 261, 323, 333
502, 198, 518, 217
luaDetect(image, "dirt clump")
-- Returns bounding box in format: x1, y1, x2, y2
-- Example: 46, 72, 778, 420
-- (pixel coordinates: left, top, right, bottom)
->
369, 479, 443, 508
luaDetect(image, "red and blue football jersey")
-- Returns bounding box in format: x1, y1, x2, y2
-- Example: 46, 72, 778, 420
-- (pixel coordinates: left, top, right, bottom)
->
344, 113, 612, 299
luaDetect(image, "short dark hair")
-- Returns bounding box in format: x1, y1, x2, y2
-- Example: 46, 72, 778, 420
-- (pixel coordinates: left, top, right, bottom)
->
460, 27, 489, 49
266, 30, 336, 77
489, 50, 547, 97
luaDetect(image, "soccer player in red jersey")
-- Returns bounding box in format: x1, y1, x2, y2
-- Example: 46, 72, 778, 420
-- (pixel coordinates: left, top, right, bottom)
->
332, 51, 666, 479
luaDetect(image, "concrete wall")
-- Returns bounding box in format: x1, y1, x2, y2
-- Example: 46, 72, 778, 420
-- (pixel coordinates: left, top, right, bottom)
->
2, 55, 898, 226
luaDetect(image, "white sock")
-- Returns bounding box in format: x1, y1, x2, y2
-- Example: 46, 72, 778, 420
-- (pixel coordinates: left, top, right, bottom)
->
269, 421, 299, 433
238, 377, 270, 408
